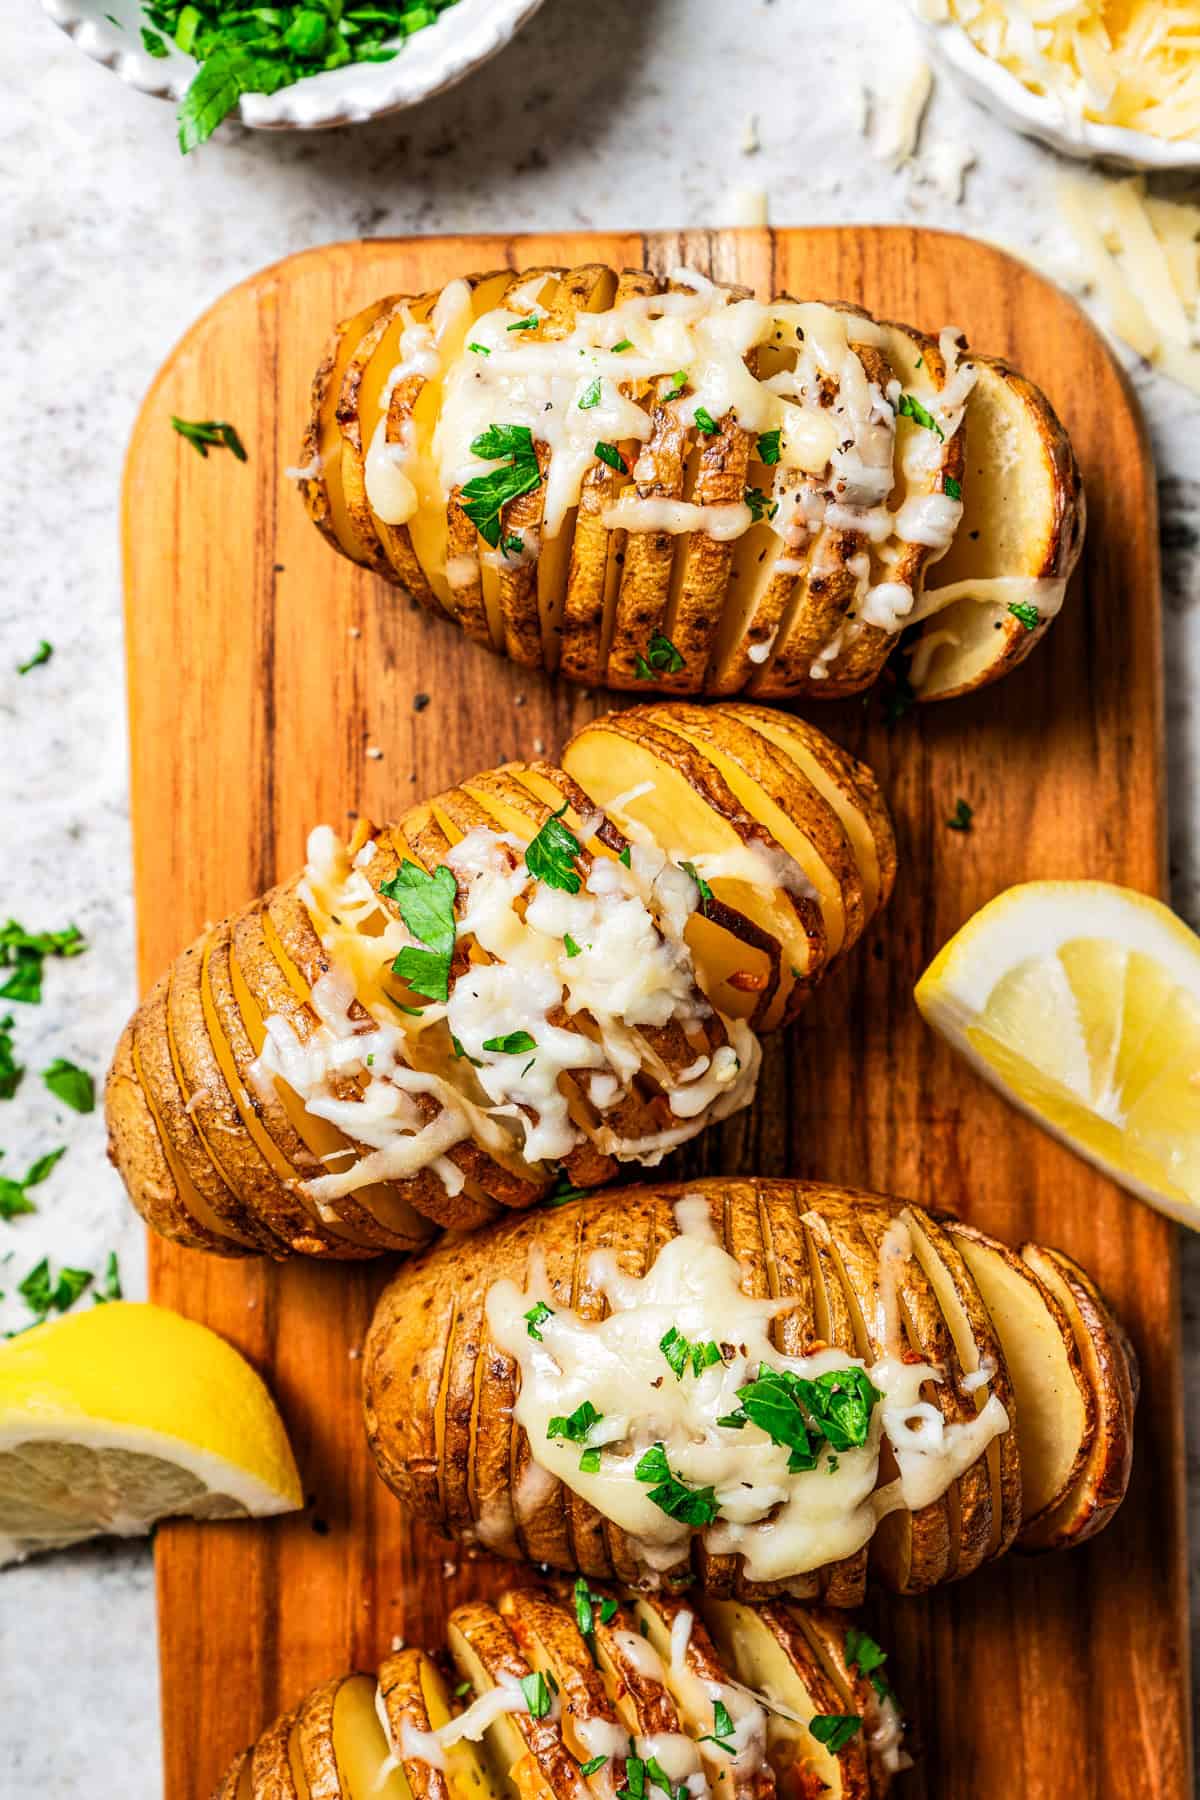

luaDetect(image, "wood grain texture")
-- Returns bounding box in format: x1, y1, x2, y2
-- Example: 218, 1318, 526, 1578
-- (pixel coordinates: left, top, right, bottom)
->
121, 227, 1187, 1799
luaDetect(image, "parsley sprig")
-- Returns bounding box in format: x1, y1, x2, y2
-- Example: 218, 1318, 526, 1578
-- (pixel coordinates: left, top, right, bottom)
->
659, 1325, 722, 1380
171, 416, 247, 460
895, 393, 944, 440
461, 423, 542, 548
525, 803, 583, 895
717, 1366, 879, 1472
634, 632, 685, 681
379, 861, 458, 1004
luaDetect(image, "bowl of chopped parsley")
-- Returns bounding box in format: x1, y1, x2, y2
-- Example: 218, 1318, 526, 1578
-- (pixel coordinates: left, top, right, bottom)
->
40, 0, 546, 148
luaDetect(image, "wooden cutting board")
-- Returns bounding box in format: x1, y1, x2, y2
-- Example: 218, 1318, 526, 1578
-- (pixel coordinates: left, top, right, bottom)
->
122, 227, 1188, 1800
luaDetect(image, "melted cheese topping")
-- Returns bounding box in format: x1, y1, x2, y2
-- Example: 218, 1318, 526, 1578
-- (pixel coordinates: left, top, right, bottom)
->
921, 0, 1200, 140
487, 1201, 1009, 1583
373, 267, 976, 639
251, 821, 761, 1195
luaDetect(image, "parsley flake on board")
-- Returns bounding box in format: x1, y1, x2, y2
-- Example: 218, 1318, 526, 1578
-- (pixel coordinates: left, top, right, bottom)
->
680, 860, 713, 916
895, 393, 944, 440
482, 1030, 537, 1055
808, 1715, 862, 1754
525, 803, 583, 895
461, 423, 542, 548
946, 798, 974, 833
17, 641, 52, 676
698, 1700, 737, 1754
756, 429, 782, 465
379, 861, 458, 1003
660, 1325, 722, 1379
1009, 600, 1041, 631
633, 632, 685, 680
634, 1442, 720, 1526
594, 441, 627, 474
41, 1058, 95, 1115
0, 921, 85, 1007
170, 416, 248, 460
94, 1251, 123, 1304
524, 1300, 554, 1341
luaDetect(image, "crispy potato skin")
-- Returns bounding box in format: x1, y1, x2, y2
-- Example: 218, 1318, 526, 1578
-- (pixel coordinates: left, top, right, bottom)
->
302, 267, 1083, 705
213, 1585, 906, 1800
362, 1178, 1135, 1599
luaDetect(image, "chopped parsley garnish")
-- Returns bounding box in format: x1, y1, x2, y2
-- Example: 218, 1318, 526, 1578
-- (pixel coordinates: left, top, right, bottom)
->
483, 1030, 537, 1055
693, 407, 720, 436
573, 1577, 619, 1637
520, 1671, 553, 1718
379, 861, 458, 1003
502, 532, 525, 558
15, 1255, 93, 1324
0, 922, 85, 1007
171, 416, 247, 460
698, 1699, 737, 1754
808, 1715, 862, 1754
681, 861, 713, 916
524, 1300, 554, 1341
94, 1251, 123, 1304
563, 933, 582, 958
0, 1146, 66, 1222
41, 1058, 95, 1115
883, 668, 916, 727
743, 487, 778, 524
507, 315, 539, 332
455, 1680, 473, 1699
1009, 600, 1040, 631
844, 1626, 895, 1703
547, 1399, 603, 1444
895, 393, 944, 440
618, 846, 632, 868
660, 1325, 722, 1379
17, 641, 52, 676
946, 798, 974, 833
461, 423, 542, 549
612, 339, 633, 353
756, 429, 782, 465
659, 372, 688, 403
719, 1366, 879, 1471
579, 1447, 602, 1473
0, 1017, 21, 1101
578, 378, 602, 411
545, 1176, 588, 1206
525, 802, 583, 895
580, 1757, 608, 1778
142, 26, 169, 54
634, 1443, 720, 1526
633, 632, 685, 680
594, 441, 627, 474
450, 1034, 481, 1065
944, 475, 962, 501
468, 341, 490, 356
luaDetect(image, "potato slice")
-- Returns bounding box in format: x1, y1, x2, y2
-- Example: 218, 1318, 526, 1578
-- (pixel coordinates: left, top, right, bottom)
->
1014, 1244, 1137, 1552
446, 1602, 577, 1800
299, 296, 395, 568
909, 354, 1085, 701
633, 1591, 774, 1800
946, 1221, 1091, 1533
250, 1710, 302, 1800
295, 1671, 414, 1799
701, 1600, 872, 1800
499, 1585, 628, 1772
216, 1746, 255, 1800
378, 1647, 506, 1800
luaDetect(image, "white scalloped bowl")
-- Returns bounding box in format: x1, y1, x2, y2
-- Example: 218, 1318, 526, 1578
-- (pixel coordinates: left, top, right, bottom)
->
912, 8, 1200, 171
40, 0, 546, 130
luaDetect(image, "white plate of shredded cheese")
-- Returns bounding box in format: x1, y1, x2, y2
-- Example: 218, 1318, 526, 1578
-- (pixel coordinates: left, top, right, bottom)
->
908, 0, 1200, 169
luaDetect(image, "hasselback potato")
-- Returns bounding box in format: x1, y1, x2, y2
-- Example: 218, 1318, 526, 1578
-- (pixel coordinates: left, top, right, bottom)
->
215, 1582, 908, 1800
298, 262, 1083, 704
106, 705, 893, 1259
363, 1178, 1135, 1600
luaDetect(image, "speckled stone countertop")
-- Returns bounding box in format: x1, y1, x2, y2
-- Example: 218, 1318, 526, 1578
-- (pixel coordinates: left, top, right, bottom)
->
3, 0, 1199, 1788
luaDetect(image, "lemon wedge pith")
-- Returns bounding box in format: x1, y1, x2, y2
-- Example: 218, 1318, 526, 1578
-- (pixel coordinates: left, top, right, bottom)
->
0, 1301, 302, 1565
915, 880, 1200, 1228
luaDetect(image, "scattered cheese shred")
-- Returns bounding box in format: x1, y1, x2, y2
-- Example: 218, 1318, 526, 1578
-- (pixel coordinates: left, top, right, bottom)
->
1057, 173, 1200, 392
922, 0, 1200, 140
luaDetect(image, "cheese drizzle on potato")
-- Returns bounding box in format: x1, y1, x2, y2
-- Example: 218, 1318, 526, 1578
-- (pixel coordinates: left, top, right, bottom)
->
300, 264, 1085, 702
488, 1198, 1009, 1583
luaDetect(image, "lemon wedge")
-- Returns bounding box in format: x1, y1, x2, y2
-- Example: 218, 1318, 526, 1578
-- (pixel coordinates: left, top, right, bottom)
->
915, 880, 1200, 1227
0, 1301, 302, 1565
